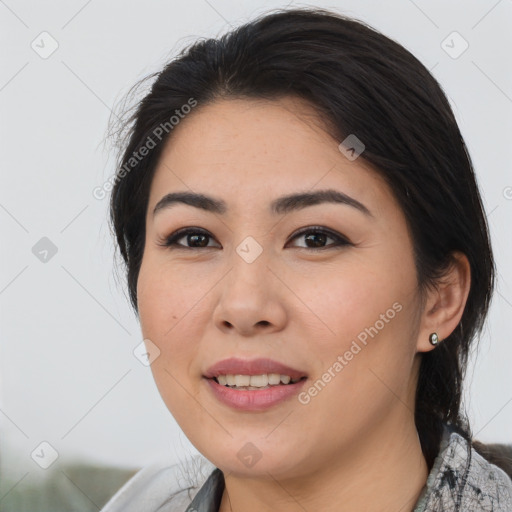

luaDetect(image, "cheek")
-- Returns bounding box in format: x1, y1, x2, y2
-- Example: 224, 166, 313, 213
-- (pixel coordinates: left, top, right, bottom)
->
137, 259, 207, 422
292, 268, 417, 442
138, 255, 203, 336
292, 251, 418, 398
294, 259, 407, 347
137, 257, 206, 377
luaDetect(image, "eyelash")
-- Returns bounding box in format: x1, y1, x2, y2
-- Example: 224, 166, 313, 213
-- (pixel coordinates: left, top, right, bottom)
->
157, 226, 352, 251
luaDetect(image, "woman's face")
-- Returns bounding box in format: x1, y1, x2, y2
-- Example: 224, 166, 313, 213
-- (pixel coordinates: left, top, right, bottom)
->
137, 96, 426, 479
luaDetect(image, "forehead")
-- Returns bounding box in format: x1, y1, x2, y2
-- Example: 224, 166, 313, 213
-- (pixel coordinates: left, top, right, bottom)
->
148, 97, 390, 215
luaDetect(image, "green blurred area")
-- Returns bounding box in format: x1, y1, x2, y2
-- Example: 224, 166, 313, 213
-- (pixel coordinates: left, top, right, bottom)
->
0, 462, 139, 512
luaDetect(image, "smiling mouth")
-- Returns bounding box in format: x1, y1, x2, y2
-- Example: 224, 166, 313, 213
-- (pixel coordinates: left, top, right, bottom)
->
211, 374, 307, 390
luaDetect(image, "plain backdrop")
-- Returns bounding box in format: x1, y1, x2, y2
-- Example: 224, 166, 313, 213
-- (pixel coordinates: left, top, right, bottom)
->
1, 0, 511, 489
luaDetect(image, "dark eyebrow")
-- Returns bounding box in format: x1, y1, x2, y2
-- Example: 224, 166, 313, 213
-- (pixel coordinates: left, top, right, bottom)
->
153, 192, 227, 216
270, 189, 372, 217
152, 189, 372, 218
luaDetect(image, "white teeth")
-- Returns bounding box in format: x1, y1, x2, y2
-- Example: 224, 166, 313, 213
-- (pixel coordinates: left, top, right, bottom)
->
234, 375, 250, 386
268, 373, 281, 385
249, 375, 268, 387
214, 373, 302, 388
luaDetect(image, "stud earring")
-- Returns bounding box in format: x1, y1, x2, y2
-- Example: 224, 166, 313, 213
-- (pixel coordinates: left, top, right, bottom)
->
429, 332, 439, 346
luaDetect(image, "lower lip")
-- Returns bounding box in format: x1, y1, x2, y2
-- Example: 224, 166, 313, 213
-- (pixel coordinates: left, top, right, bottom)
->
204, 377, 307, 411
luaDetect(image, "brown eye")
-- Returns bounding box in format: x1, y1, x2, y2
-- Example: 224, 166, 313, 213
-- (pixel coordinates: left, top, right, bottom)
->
158, 228, 220, 249
287, 227, 351, 250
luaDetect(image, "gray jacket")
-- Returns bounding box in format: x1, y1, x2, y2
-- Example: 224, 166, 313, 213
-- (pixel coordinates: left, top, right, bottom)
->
100, 426, 512, 511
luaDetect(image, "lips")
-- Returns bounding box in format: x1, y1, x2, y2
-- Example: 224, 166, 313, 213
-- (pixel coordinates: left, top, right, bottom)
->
205, 377, 307, 411
204, 357, 307, 380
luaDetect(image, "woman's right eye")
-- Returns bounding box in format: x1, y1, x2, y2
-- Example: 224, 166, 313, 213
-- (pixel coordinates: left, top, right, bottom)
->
157, 228, 221, 250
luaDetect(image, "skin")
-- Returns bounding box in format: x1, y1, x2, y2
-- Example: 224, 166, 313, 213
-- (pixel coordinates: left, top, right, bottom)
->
136, 96, 471, 512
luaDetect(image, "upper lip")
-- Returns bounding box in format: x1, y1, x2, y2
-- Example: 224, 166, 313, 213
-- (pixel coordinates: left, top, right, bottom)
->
204, 357, 307, 380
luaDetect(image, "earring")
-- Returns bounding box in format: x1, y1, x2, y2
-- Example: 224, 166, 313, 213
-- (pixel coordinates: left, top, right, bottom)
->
429, 332, 439, 346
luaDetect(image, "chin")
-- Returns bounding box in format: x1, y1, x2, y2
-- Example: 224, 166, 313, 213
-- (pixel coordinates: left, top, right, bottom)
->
199, 439, 306, 479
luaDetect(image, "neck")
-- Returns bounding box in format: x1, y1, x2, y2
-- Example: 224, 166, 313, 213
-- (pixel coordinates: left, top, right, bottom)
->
218, 416, 429, 512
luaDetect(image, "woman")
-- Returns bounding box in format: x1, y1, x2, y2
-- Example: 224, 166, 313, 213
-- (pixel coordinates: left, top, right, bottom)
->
101, 7, 512, 511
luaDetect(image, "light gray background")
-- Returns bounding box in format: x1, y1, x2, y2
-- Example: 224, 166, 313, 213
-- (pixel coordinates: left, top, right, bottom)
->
1, 0, 511, 491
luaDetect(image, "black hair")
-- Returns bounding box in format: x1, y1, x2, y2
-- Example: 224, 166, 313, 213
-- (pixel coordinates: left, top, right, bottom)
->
108, 6, 497, 472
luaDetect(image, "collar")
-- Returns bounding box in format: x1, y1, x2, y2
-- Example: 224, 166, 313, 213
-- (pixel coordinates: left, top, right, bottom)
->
184, 424, 512, 511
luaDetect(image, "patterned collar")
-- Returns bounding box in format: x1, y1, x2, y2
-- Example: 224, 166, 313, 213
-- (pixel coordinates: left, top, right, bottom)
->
184, 425, 512, 512
413, 425, 512, 511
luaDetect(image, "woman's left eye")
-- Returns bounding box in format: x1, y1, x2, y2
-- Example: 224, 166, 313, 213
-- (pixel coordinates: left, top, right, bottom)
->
287, 227, 351, 250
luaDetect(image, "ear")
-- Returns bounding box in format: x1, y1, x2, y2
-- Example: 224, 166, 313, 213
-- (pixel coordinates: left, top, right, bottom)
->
416, 251, 471, 353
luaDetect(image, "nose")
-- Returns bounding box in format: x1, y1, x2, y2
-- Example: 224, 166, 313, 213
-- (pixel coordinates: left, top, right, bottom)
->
212, 247, 287, 337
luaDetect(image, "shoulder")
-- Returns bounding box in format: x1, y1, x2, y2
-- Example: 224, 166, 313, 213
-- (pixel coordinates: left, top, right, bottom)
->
417, 430, 512, 512
462, 436, 512, 511
100, 454, 217, 512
